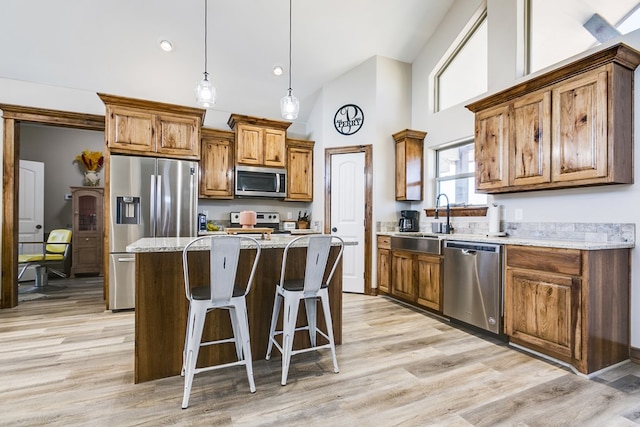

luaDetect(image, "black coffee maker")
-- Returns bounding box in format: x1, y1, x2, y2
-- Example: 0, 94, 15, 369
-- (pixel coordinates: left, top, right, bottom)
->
399, 210, 419, 232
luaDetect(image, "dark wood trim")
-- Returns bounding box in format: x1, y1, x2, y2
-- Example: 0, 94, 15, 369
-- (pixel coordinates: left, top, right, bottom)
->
0, 104, 105, 131
423, 206, 488, 218
1, 118, 19, 308
630, 346, 640, 364
1, 106, 105, 309
324, 145, 373, 296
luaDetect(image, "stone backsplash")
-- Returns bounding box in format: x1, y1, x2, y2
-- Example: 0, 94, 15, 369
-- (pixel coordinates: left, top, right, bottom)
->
377, 219, 635, 244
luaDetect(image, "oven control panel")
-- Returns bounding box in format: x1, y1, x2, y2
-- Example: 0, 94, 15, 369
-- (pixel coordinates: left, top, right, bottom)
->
230, 211, 280, 226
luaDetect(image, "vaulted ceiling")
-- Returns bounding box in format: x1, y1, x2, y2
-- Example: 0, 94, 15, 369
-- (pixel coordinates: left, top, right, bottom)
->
0, 0, 454, 124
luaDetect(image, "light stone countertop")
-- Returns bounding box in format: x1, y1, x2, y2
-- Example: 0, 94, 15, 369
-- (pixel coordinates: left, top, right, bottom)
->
126, 234, 357, 253
378, 232, 634, 250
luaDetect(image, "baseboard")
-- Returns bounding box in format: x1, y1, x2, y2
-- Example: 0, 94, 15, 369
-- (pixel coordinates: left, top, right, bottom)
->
630, 346, 640, 364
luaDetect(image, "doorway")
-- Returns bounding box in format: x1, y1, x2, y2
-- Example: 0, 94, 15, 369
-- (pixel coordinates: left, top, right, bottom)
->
1, 105, 105, 308
324, 145, 373, 295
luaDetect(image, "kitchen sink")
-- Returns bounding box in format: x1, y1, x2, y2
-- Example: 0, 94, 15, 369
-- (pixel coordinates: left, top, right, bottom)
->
390, 234, 442, 254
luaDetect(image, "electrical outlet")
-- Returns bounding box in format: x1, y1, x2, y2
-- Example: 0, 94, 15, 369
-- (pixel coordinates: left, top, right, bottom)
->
287, 212, 293, 220
514, 208, 523, 221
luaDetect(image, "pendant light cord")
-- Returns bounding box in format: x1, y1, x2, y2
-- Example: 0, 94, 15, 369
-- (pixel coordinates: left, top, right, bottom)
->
204, 0, 208, 75
288, 0, 292, 92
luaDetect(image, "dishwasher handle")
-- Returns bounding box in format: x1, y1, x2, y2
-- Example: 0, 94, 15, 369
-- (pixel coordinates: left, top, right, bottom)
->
461, 249, 476, 256
444, 240, 502, 254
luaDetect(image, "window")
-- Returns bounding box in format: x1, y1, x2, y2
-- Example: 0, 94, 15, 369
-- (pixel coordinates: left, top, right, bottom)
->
436, 141, 487, 206
527, 0, 640, 74
435, 10, 488, 112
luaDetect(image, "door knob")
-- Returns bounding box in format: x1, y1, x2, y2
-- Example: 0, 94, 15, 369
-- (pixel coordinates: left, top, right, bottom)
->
36, 225, 42, 229
332, 227, 337, 232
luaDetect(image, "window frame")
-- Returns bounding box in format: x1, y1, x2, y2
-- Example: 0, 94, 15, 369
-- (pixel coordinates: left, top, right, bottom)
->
434, 8, 488, 112
435, 139, 487, 209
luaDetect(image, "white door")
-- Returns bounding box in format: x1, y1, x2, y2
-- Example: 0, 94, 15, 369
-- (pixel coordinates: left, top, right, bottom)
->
331, 152, 365, 293
19, 160, 45, 282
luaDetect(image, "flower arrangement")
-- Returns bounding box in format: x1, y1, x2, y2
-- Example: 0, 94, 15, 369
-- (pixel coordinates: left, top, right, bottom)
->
75, 150, 104, 172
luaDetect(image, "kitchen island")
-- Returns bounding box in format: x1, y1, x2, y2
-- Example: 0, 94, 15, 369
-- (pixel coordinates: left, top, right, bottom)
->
127, 235, 355, 383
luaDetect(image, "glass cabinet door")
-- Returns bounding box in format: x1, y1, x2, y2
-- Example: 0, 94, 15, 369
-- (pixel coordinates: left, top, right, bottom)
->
77, 194, 97, 232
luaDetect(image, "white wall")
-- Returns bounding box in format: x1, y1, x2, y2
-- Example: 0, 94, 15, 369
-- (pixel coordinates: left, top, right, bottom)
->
309, 56, 412, 221
411, 0, 640, 347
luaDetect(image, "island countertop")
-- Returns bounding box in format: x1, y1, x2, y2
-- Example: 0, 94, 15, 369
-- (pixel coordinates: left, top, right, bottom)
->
127, 234, 358, 253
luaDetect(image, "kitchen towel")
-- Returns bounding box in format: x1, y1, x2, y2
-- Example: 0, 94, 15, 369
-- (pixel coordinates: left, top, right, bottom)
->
488, 204, 501, 235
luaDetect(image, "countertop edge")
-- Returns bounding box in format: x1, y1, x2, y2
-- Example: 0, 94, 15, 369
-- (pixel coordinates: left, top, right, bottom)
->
378, 232, 634, 250
127, 235, 358, 253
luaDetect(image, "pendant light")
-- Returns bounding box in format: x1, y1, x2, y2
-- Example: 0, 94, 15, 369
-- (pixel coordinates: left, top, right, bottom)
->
280, 0, 299, 120
195, 0, 216, 107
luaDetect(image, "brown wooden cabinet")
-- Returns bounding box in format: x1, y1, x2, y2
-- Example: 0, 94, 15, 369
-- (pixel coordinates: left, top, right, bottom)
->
392, 129, 426, 201
504, 245, 630, 375
285, 138, 314, 201
70, 187, 104, 276
227, 114, 291, 168
199, 128, 235, 199
376, 236, 391, 294
467, 43, 640, 193
391, 251, 415, 302
99, 93, 205, 160
388, 247, 443, 312
415, 253, 442, 311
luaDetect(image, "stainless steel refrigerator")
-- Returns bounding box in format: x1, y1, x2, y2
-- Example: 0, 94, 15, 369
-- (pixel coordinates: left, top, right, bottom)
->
109, 155, 198, 310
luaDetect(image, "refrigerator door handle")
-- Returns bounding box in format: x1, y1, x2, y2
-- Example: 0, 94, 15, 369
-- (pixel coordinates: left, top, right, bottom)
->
117, 257, 136, 262
150, 174, 156, 236
156, 174, 162, 235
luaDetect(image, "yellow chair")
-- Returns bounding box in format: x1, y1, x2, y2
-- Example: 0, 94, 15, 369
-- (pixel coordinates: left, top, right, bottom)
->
18, 229, 72, 288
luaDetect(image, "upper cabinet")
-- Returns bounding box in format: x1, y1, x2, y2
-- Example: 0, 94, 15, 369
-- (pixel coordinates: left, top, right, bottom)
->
200, 128, 235, 199
285, 138, 314, 202
393, 129, 427, 201
467, 43, 640, 194
227, 114, 291, 168
99, 93, 205, 160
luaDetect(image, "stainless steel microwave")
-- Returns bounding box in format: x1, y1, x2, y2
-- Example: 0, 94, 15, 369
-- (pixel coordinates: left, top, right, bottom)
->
235, 165, 287, 198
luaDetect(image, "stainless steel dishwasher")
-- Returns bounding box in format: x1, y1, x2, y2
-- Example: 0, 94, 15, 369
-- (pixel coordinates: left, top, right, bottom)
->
443, 240, 503, 335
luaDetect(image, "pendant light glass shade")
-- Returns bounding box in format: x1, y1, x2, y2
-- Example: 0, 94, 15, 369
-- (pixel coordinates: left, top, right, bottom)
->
280, 89, 299, 120
196, 72, 216, 107
280, 0, 299, 120
195, 0, 216, 108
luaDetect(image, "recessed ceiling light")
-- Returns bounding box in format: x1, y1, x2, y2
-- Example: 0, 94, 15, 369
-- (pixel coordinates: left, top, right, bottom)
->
159, 40, 174, 52
273, 65, 284, 76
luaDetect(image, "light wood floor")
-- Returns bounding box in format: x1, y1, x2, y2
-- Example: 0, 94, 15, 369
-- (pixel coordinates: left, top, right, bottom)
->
2, 278, 640, 426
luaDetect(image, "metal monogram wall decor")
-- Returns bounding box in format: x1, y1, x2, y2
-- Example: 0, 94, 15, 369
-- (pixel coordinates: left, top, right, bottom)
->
333, 104, 364, 135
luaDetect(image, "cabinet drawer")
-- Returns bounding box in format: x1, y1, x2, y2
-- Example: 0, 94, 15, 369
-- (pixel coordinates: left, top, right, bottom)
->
506, 245, 581, 276
377, 235, 391, 249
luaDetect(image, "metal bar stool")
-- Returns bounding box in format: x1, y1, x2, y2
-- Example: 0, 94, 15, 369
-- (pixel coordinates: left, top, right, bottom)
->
181, 235, 261, 409
265, 235, 344, 385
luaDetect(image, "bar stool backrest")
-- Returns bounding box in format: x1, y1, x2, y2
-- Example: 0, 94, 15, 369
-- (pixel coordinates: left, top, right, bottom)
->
183, 235, 261, 303
210, 237, 241, 302
280, 235, 344, 293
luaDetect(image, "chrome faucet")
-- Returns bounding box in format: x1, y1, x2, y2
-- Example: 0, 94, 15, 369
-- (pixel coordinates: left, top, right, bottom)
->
434, 193, 452, 234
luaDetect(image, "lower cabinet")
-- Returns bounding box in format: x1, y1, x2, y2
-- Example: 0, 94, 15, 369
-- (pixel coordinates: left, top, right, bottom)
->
391, 251, 416, 302
504, 245, 630, 375
376, 236, 391, 294
387, 247, 442, 313
415, 254, 442, 312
